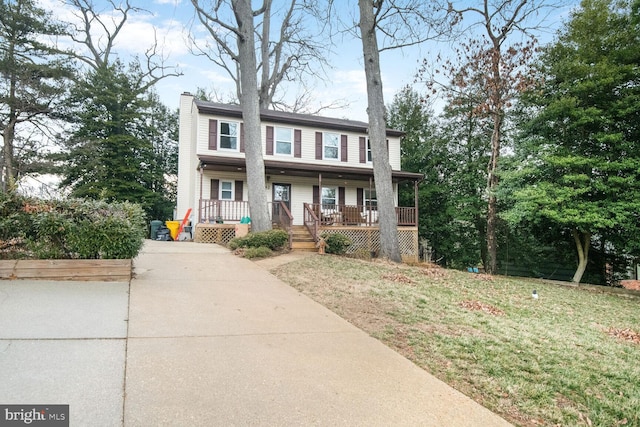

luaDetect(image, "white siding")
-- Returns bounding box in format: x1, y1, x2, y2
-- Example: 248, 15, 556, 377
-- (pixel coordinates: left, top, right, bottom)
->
177, 98, 407, 226
193, 112, 403, 170
176, 93, 197, 222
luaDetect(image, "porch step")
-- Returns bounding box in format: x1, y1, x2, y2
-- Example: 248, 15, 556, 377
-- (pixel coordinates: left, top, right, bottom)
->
291, 241, 317, 251
289, 225, 317, 252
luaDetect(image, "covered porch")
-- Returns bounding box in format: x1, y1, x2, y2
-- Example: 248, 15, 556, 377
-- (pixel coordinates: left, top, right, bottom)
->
194, 155, 422, 258
196, 154, 422, 226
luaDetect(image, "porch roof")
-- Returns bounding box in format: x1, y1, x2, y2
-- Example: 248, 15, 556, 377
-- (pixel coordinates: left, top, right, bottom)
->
198, 155, 423, 182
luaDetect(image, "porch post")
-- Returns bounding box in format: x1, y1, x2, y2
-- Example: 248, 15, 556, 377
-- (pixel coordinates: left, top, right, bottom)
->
198, 164, 203, 223
414, 179, 419, 226
369, 176, 373, 224
318, 173, 322, 206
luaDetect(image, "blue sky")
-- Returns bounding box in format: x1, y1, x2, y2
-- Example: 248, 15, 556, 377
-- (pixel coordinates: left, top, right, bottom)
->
41, 0, 576, 122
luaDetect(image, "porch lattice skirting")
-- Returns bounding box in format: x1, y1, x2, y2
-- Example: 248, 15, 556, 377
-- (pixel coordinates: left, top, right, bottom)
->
320, 227, 419, 261
194, 224, 237, 245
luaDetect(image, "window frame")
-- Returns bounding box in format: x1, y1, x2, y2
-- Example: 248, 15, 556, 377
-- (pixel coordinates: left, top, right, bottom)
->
275, 126, 293, 156
219, 180, 234, 200
364, 188, 377, 210
321, 186, 337, 209
323, 132, 340, 160
219, 120, 239, 151
367, 139, 373, 163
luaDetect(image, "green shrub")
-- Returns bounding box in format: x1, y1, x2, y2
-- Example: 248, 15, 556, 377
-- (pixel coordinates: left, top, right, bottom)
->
64, 200, 146, 259
321, 233, 352, 255
0, 192, 146, 259
228, 229, 289, 251
243, 246, 273, 259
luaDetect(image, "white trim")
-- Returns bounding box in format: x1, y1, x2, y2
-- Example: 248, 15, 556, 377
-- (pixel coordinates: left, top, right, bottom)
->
322, 131, 340, 161
219, 120, 240, 152
219, 180, 234, 200
275, 126, 293, 157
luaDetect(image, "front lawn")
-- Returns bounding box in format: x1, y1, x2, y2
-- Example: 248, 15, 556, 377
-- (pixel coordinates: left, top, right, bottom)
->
272, 256, 640, 427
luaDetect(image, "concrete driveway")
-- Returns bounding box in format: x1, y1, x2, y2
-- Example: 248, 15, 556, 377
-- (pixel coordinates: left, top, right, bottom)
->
0, 240, 512, 426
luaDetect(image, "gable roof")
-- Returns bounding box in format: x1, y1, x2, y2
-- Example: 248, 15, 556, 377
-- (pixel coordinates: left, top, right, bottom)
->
193, 100, 405, 137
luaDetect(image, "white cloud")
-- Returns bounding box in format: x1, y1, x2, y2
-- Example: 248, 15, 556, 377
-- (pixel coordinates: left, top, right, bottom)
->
154, 0, 183, 5
115, 15, 190, 58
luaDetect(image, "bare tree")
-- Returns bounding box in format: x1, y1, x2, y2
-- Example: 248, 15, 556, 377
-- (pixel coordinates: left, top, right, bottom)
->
190, 0, 330, 112
190, 0, 334, 231
356, 0, 449, 262
62, 0, 181, 85
231, 0, 270, 231
358, 0, 402, 261
443, 0, 557, 274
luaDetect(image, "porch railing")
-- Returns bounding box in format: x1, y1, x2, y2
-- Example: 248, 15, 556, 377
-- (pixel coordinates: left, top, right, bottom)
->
303, 203, 321, 242
199, 199, 250, 223
270, 201, 294, 248
305, 203, 417, 227
198, 199, 294, 243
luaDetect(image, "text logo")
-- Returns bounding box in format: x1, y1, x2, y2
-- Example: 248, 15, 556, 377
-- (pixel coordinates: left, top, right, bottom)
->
0, 405, 68, 427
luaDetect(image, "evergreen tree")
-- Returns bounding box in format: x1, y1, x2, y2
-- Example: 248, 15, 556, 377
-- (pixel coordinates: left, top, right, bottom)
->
0, 0, 73, 191
505, 0, 640, 283
388, 87, 450, 264
56, 61, 176, 219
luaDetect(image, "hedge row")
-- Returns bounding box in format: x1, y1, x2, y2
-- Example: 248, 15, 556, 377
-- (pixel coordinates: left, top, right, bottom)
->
0, 192, 146, 259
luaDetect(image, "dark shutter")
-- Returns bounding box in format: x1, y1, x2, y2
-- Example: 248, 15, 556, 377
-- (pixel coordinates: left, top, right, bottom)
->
234, 181, 243, 201
313, 185, 319, 204
210, 179, 219, 200
359, 137, 366, 163
240, 123, 245, 153
294, 129, 302, 158
357, 188, 364, 207
339, 187, 345, 206
266, 126, 274, 155
341, 135, 348, 162
208, 120, 218, 150
315, 132, 322, 160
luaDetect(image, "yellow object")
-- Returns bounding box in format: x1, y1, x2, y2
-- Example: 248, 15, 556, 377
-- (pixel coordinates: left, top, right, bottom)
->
165, 221, 181, 240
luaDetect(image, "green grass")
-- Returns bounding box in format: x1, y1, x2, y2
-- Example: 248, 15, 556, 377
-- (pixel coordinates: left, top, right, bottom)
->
272, 255, 640, 427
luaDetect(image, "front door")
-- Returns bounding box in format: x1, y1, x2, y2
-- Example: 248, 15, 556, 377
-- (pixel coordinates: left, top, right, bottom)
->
272, 183, 291, 223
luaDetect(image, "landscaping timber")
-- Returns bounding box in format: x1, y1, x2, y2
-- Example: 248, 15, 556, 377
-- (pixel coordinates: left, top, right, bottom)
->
0, 259, 131, 282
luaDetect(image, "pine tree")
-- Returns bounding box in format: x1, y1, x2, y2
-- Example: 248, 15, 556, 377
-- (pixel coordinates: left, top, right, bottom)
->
0, 0, 73, 191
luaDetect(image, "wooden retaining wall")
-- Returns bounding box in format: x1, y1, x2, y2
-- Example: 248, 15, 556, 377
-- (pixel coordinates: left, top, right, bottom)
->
0, 259, 132, 282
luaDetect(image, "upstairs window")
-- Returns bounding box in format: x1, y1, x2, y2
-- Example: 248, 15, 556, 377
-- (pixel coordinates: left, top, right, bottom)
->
367, 139, 373, 163
276, 127, 292, 156
323, 132, 339, 160
220, 121, 238, 151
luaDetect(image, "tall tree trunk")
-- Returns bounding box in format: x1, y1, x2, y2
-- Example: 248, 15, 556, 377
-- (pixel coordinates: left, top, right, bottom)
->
258, 0, 272, 109
2, 120, 16, 193
486, 112, 501, 274
358, 0, 401, 262
232, 0, 271, 232
572, 229, 591, 283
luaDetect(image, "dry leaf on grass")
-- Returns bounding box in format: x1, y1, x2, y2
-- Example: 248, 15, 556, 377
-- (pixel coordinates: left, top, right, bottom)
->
421, 267, 448, 279
606, 327, 640, 345
459, 300, 505, 316
381, 273, 414, 284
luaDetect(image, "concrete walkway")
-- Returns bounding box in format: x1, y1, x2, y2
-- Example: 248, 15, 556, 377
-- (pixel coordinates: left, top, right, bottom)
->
1, 240, 512, 426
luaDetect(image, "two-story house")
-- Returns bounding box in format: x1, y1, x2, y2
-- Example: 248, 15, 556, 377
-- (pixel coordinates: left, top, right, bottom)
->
176, 92, 423, 259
